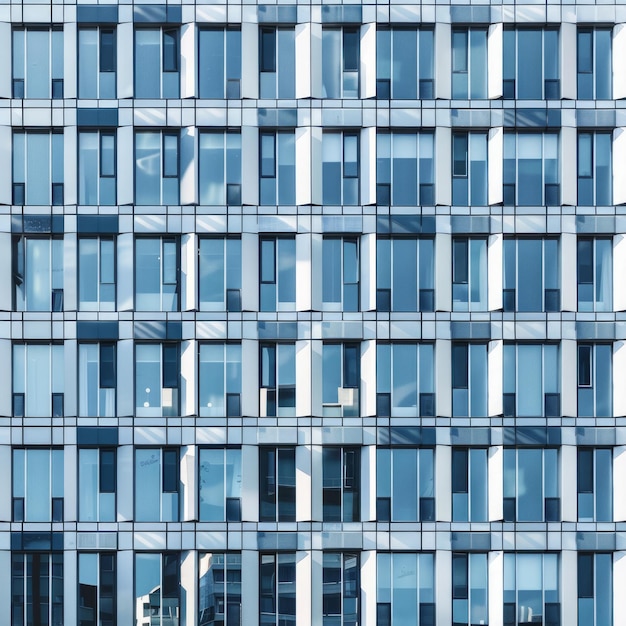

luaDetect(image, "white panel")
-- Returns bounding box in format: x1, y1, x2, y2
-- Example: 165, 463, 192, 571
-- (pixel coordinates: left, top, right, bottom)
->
615, 343, 626, 417
64, 125, 77, 205
435, 232, 451, 310
241, 126, 259, 206
117, 339, 134, 417
296, 340, 311, 417
296, 552, 312, 625
311, 445, 323, 521
435, 127, 451, 205
181, 233, 197, 311
0, 447, 11, 520
180, 126, 197, 205
435, 445, 451, 522
241, 341, 259, 418
63, 233, 77, 311
360, 233, 376, 311
0, 341, 10, 416
360, 551, 377, 626
0, 126, 11, 204
311, 127, 323, 205
63, 551, 77, 626
361, 446, 376, 522
180, 551, 197, 626
361, 127, 376, 205
560, 23, 577, 100
181, 24, 197, 98
296, 127, 312, 205
295, 23, 312, 99
0, 234, 11, 310
117, 233, 134, 311
117, 23, 134, 98
436, 339, 451, 417
181, 445, 197, 521
488, 552, 503, 626
64, 340, 77, 417
117, 445, 133, 521
436, 550, 452, 626
488, 24, 503, 99
311, 234, 323, 311
0, 23, 11, 97
488, 128, 503, 205
181, 340, 197, 417
0, 551, 10, 624
488, 340, 503, 416
488, 446, 503, 521
487, 233, 503, 310
117, 126, 134, 205
296, 445, 312, 521
560, 233, 577, 311
560, 340, 577, 417
560, 445, 577, 522
296, 233, 312, 311
614, 447, 626, 521
615, 553, 626, 625
242, 551, 260, 626
560, 126, 577, 206
311, 23, 323, 99
361, 340, 376, 417
360, 24, 376, 99
435, 23, 451, 100
614, 128, 626, 205
311, 340, 323, 416
311, 551, 323, 626
614, 26, 626, 100
63, 23, 77, 99
241, 23, 259, 99
561, 551, 577, 625
241, 232, 259, 311
117, 551, 134, 624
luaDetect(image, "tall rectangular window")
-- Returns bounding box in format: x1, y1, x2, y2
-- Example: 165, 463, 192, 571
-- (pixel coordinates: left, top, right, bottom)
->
377, 132, 434, 206
199, 553, 242, 625
259, 27, 295, 98
134, 27, 179, 98
322, 237, 359, 312
134, 131, 179, 205
78, 447, 116, 522
452, 553, 488, 626
198, 27, 241, 99
578, 344, 612, 417
260, 237, 296, 311
503, 238, 559, 312
452, 237, 487, 311
135, 343, 180, 417
259, 447, 296, 521
323, 553, 359, 626
135, 237, 179, 311
578, 553, 612, 626
198, 237, 242, 312
134, 448, 180, 521
452, 448, 488, 522
578, 132, 612, 206
377, 237, 434, 312
376, 343, 435, 417
134, 553, 180, 626
503, 28, 559, 99
260, 343, 296, 417
323, 447, 360, 522
199, 343, 242, 417
323, 27, 359, 98
259, 131, 296, 205
260, 553, 296, 626
578, 448, 612, 522
199, 130, 241, 205
577, 28, 612, 100
452, 343, 487, 417
198, 448, 242, 521
78, 130, 116, 205
451, 28, 487, 99
376, 27, 434, 99
376, 447, 434, 522
452, 132, 487, 206
78, 237, 115, 311
577, 237, 612, 312
78, 552, 116, 626
13, 26, 63, 98
322, 132, 359, 205
322, 343, 360, 417
78, 27, 116, 98
13, 130, 64, 205
78, 343, 116, 417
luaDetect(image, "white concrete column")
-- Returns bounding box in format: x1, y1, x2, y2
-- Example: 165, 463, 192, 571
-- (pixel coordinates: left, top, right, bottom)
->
241, 232, 259, 311
361, 127, 376, 205
614, 342, 626, 416
296, 340, 311, 417
181, 445, 197, 521
487, 233, 503, 310
488, 128, 503, 205
181, 551, 197, 626
117, 24, 133, 98
435, 127, 451, 205
561, 551, 577, 625
361, 446, 376, 522
241, 126, 259, 206
614, 235, 626, 310
311, 233, 323, 310
560, 445, 577, 522
63, 125, 77, 205
488, 340, 503, 416
64, 22, 77, 99
614, 129, 626, 204
117, 551, 134, 624
560, 340, 577, 417
63, 233, 77, 311
117, 126, 134, 204
614, 447, 626, 521
311, 127, 323, 205
361, 233, 376, 312
297, 551, 312, 624
361, 551, 377, 626
360, 24, 376, 99
436, 550, 452, 626
63, 550, 78, 626
311, 551, 323, 626
296, 233, 312, 311
117, 339, 134, 417
296, 127, 312, 205
311, 340, 323, 416
241, 444, 258, 522
295, 23, 312, 98
242, 551, 260, 625
435, 23, 451, 100
0, 232, 10, 311
361, 340, 376, 418
560, 23, 577, 100
614, 552, 626, 624
311, 445, 323, 521
181, 23, 197, 98
488, 24, 503, 99
117, 445, 134, 521
488, 552, 503, 626
180, 126, 197, 205
435, 339, 451, 417
435, 232, 451, 311
241, 23, 259, 99
435, 445, 451, 522
241, 340, 259, 417
311, 23, 323, 98
181, 339, 197, 417
488, 445, 503, 521
614, 26, 626, 99
296, 445, 312, 521
560, 126, 577, 206
560, 233, 577, 311
181, 233, 197, 311
0, 23, 11, 98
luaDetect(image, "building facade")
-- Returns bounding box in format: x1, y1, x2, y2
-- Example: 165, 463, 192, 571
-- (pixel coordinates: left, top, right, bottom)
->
0, 1, 625, 625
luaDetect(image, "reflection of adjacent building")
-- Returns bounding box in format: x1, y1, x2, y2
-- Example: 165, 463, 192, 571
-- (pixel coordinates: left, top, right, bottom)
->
199, 553, 242, 626
135, 587, 180, 626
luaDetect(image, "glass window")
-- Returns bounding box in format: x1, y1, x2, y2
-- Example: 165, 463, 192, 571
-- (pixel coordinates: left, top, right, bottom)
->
198, 448, 242, 521
260, 237, 296, 311
13, 343, 64, 417
78, 131, 116, 205
577, 237, 612, 312
376, 553, 435, 626
376, 27, 434, 99
198, 237, 242, 312
578, 448, 612, 522
260, 553, 296, 626
135, 237, 179, 311
322, 132, 359, 205
503, 28, 559, 99
198, 27, 241, 99
503, 238, 559, 312
78, 447, 116, 522
451, 28, 487, 99
578, 344, 612, 417
377, 131, 434, 206
452, 132, 487, 206
577, 28, 612, 100
323, 447, 360, 522
78, 237, 115, 311
323, 27, 359, 98
135, 343, 180, 417
452, 448, 488, 522
13, 26, 63, 98
199, 553, 242, 625
78, 343, 116, 417
134, 448, 179, 521
78, 552, 116, 626
503, 343, 560, 417
322, 553, 359, 626
322, 237, 359, 312
503, 449, 559, 522
78, 26, 116, 98
322, 343, 360, 417
578, 553, 612, 626
377, 237, 434, 312
259, 447, 296, 522
134, 27, 179, 98
452, 553, 488, 626
199, 343, 242, 417
452, 237, 487, 311
504, 554, 560, 626
578, 132, 612, 206
259, 27, 295, 98
199, 130, 241, 205
135, 553, 180, 626
135, 131, 179, 205
452, 343, 487, 418
260, 343, 296, 417
13, 130, 64, 205
503, 132, 559, 206
376, 343, 435, 417
14, 236, 64, 311
260, 131, 296, 205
